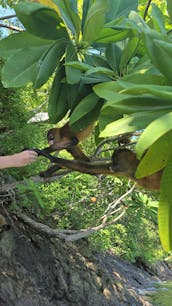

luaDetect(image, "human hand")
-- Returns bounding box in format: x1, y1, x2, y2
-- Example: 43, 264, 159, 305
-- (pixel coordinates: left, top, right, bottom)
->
11, 150, 38, 167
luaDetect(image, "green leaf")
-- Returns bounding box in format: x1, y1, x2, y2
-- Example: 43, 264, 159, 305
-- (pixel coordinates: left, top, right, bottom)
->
81, 75, 111, 84
53, 0, 81, 37
167, 0, 172, 22
99, 93, 172, 116
143, 33, 172, 82
66, 84, 91, 111
105, 43, 122, 73
100, 111, 167, 138
158, 157, 172, 251
48, 66, 68, 123
83, 0, 108, 43
85, 67, 115, 77
70, 92, 99, 125
96, 27, 131, 44
136, 132, 172, 178
106, 0, 138, 22
65, 42, 81, 84
119, 37, 139, 73
117, 81, 172, 100
136, 112, 172, 159
0, 32, 54, 60
35, 39, 66, 88
70, 99, 104, 131
151, 3, 166, 34
81, 0, 93, 32
15, 2, 68, 40
65, 61, 92, 72
2, 43, 52, 88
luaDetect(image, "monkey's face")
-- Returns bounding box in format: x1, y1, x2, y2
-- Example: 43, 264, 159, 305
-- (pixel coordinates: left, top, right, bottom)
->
47, 128, 60, 147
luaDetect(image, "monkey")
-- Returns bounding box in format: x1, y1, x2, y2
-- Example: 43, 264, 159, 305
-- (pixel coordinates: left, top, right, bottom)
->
38, 148, 163, 190
0, 214, 11, 233
46, 123, 93, 160
111, 148, 162, 190
40, 123, 94, 177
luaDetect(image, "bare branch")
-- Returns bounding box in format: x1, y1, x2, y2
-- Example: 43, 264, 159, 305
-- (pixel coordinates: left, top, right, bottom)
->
94, 132, 141, 157
0, 14, 16, 21
0, 23, 23, 32
143, 0, 152, 20
14, 185, 134, 242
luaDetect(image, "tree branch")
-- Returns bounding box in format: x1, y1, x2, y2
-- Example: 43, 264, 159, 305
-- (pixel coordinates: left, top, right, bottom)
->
143, 0, 152, 20
0, 14, 16, 20
0, 23, 23, 32
14, 185, 134, 242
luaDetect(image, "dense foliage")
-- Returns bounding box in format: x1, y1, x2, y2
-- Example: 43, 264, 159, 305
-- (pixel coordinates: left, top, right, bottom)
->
0, 0, 172, 254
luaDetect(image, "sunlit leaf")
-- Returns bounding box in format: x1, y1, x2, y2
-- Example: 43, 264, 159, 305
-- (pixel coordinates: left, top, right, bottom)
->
83, 0, 108, 43
136, 112, 172, 158
158, 157, 172, 251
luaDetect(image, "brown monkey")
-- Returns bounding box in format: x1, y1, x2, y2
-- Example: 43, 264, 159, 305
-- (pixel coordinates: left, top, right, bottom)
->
40, 148, 163, 190
111, 148, 163, 190
47, 123, 93, 160
0, 214, 11, 233
40, 123, 93, 177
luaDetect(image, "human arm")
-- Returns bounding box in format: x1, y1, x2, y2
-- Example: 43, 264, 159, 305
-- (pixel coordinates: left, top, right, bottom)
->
0, 150, 38, 169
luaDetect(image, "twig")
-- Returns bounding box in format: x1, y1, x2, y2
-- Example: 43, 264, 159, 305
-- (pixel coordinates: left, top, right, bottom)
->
143, 0, 152, 20
94, 132, 141, 157
0, 14, 16, 20
0, 23, 23, 32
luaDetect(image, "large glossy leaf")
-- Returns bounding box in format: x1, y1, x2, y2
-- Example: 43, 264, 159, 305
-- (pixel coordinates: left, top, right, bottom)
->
167, 0, 172, 22
66, 84, 91, 111
35, 39, 66, 88
83, 0, 108, 44
105, 43, 122, 73
100, 111, 167, 138
119, 37, 139, 74
65, 42, 81, 84
117, 81, 172, 100
136, 131, 172, 178
70, 92, 99, 125
151, 4, 166, 34
143, 33, 172, 82
48, 66, 68, 123
81, 0, 93, 32
2, 43, 53, 88
70, 99, 104, 131
0, 32, 54, 60
136, 112, 172, 158
33, 0, 59, 13
106, 0, 138, 22
158, 157, 172, 251
85, 67, 115, 78
15, 2, 68, 40
94, 80, 172, 102
53, 0, 81, 37
96, 27, 131, 44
